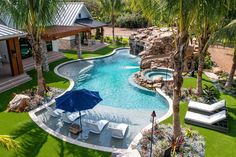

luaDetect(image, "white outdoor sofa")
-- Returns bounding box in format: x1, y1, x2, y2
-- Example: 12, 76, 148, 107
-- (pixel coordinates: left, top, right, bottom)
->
85, 119, 109, 134
62, 112, 86, 123
108, 123, 129, 139
46, 107, 64, 118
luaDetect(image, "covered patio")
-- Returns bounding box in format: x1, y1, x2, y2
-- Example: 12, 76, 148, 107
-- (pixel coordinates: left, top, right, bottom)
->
0, 24, 31, 93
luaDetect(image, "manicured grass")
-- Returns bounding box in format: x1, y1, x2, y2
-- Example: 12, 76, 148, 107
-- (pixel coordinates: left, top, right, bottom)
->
163, 74, 236, 157
183, 73, 214, 89
0, 44, 123, 157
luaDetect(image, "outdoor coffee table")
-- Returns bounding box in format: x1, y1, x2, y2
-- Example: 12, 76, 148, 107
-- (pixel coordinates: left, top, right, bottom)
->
69, 123, 82, 135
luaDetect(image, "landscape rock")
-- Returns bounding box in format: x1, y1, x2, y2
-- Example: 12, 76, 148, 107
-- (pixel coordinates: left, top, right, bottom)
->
8, 94, 30, 112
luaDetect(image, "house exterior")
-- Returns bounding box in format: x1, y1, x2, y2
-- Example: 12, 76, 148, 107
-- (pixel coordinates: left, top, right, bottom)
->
0, 2, 106, 92
52, 2, 107, 51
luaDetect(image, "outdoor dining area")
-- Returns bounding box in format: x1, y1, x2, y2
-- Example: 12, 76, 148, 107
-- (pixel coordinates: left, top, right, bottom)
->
39, 89, 130, 148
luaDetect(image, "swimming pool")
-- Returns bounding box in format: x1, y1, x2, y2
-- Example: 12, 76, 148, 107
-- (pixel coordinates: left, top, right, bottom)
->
73, 49, 169, 111
47, 48, 170, 149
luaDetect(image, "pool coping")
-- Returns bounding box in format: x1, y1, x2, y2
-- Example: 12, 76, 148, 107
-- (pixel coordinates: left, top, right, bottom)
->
28, 48, 173, 155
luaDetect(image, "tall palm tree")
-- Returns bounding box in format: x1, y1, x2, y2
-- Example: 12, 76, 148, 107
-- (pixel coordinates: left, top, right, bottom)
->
135, 0, 197, 139
193, 0, 233, 95
0, 0, 62, 96
99, 0, 123, 42
0, 135, 20, 151
214, 20, 236, 88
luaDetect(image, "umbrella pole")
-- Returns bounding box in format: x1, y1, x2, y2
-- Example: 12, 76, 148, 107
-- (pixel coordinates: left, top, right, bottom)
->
79, 111, 82, 131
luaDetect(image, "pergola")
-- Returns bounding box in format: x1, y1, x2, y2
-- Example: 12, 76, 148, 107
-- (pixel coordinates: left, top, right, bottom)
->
42, 25, 90, 41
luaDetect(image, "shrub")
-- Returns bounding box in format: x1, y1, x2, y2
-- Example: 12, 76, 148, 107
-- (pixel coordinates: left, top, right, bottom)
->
204, 52, 214, 69
202, 85, 220, 103
116, 13, 148, 28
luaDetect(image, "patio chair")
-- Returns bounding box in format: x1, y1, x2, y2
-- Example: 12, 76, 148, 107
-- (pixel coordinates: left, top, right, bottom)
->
108, 123, 129, 139
46, 107, 64, 118
184, 110, 228, 133
62, 111, 86, 123
85, 119, 109, 134
188, 100, 226, 114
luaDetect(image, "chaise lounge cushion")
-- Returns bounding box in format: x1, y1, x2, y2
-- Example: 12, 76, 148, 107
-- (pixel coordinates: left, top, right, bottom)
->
86, 119, 109, 134
185, 110, 226, 125
188, 100, 225, 112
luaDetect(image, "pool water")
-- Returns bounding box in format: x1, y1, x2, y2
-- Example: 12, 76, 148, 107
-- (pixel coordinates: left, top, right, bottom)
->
74, 49, 169, 111
145, 69, 173, 81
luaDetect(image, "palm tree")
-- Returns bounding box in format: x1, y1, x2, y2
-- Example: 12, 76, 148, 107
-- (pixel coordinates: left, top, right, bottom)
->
130, 0, 158, 27
99, 0, 123, 42
158, 0, 198, 139
0, 135, 20, 151
193, 0, 233, 95
214, 20, 236, 88
0, 0, 62, 96
135, 0, 197, 139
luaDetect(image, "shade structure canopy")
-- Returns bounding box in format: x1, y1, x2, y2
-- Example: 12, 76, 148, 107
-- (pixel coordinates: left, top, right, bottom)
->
42, 25, 90, 41
55, 89, 102, 112
75, 18, 108, 29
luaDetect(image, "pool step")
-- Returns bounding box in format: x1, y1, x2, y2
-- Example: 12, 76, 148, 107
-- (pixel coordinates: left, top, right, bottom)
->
79, 64, 94, 74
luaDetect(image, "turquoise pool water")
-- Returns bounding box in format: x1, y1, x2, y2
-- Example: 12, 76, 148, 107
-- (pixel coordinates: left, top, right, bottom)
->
73, 49, 169, 111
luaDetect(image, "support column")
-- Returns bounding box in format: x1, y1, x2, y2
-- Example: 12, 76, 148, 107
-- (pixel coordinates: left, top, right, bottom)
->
6, 38, 24, 76
101, 27, 104, 43
76, 33, 82, 58
42, 40, 49, 72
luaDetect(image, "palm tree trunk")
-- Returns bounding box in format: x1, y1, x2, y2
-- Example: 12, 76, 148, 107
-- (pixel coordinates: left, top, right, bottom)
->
197, 37, 210, 95
31, 39, 47, 96
41, 40, 49, 72
112, 0, 115, 42
173, 31, 189, 140
225, 48, 236, 88
112, 14, 115, 42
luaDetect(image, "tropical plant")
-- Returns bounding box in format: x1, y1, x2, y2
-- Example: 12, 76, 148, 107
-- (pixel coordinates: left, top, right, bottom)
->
214, 19, 236, 88
0, 135, 20, 151
202, 84, 220, 103
99, 0, 123, 42
0, 0, 62, 96
193, 0, 235, 95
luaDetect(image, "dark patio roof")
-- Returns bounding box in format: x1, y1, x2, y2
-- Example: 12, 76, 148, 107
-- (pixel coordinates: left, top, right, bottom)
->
75, 18, 108, 29
42, 25, 90, 41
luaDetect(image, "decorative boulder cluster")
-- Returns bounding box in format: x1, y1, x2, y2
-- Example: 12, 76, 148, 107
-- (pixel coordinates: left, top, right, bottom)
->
133, 71, 173, 91
129, 27, 198, 71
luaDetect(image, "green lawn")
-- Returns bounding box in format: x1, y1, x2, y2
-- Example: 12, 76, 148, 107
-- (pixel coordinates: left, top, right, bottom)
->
162, 74, 236, 157
0, 44, 125, 157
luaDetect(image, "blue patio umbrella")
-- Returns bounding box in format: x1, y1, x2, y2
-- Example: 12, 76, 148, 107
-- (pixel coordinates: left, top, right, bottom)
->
55, 89, 102, 129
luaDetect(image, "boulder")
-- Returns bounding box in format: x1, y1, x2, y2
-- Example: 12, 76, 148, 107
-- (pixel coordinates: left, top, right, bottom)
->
8, 94, 30, 112
212, 67, 223, 74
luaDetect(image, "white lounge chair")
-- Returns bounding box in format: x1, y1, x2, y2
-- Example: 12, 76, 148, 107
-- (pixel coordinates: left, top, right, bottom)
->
188, 100, 225, 113
108, 123, 128, 139
185, 110, 226, 125
85, 119, 109, 134
62, 112, 86, 123
184, 110, 228, 133
46, 107, 64, 118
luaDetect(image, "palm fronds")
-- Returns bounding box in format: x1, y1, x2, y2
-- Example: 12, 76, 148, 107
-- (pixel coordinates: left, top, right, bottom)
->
0, 135, 20, 151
